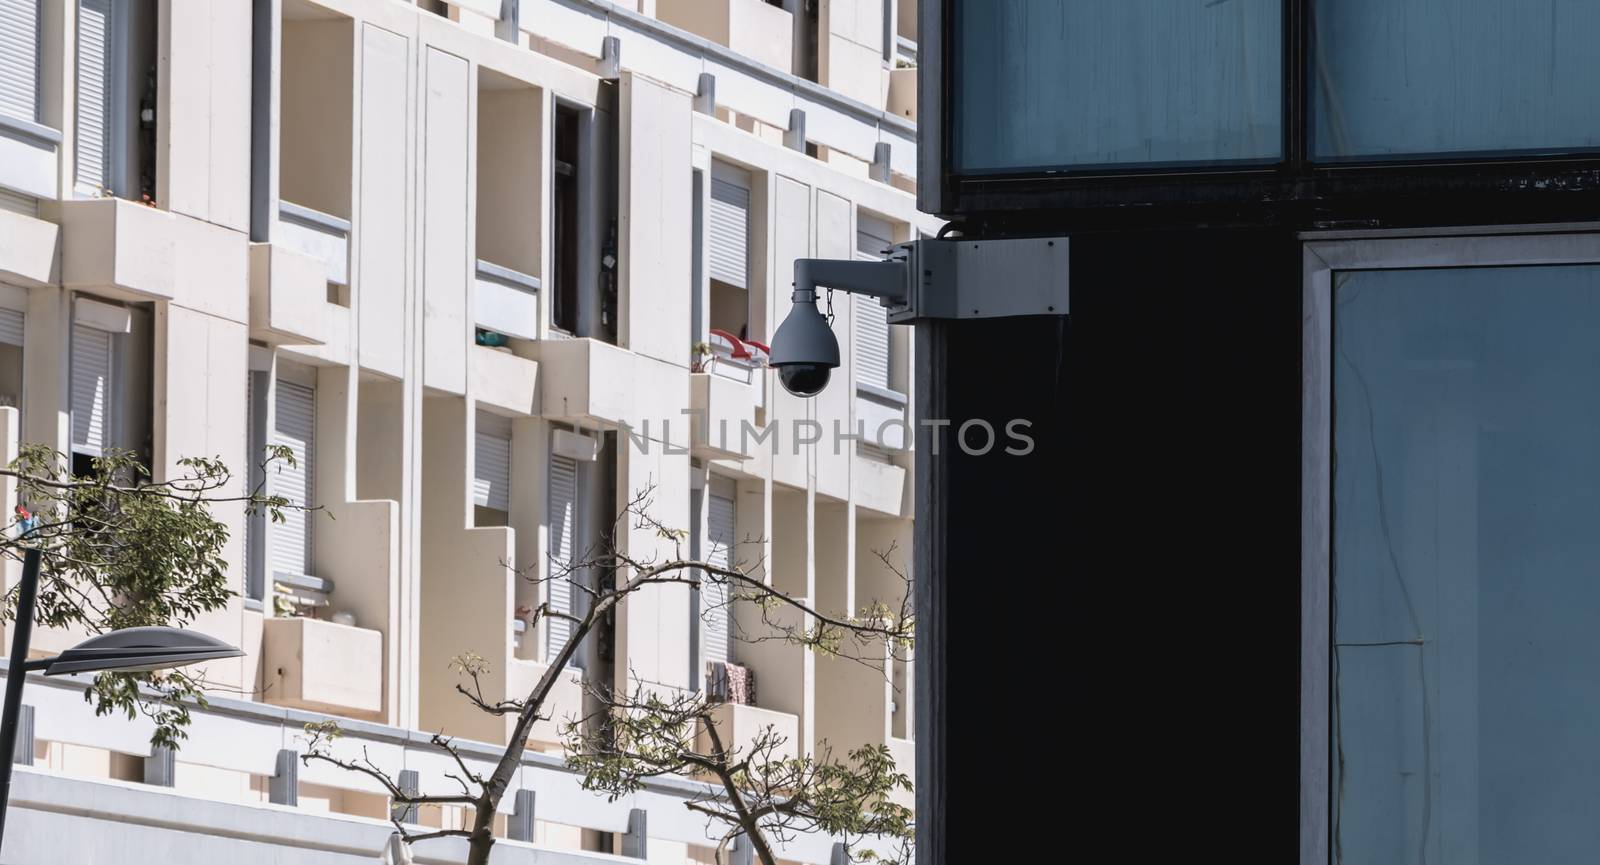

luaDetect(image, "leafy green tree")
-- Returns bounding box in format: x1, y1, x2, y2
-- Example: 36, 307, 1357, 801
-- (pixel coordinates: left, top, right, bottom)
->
568, 683, 913, 865
1, 444, 297, 748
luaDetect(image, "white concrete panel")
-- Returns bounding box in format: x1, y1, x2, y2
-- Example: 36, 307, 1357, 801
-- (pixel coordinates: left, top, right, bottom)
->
475, 275, 540, 340
161, 28, 214, 205
518, 0, 609, 58
702, 56, 794, 130
472, 344, 539, 417
613, 22, 704, 92
617, 441, 693, 691
813, 189, 852, 502
153, 306, 250, 688
769, 174, 811, 491
161, 0, 251, 231
0, 131, 57, 199
356, 24, 409, 378
0, 208, 58, 287
422, 47, 470, 394
249, 242, 327, 345
620, 73, 692, 367
208, 0, 253, 231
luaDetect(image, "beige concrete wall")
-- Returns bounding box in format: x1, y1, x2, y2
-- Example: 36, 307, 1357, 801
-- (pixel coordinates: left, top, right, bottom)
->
356, 376, 405, 501
814, 500, 850, 618
897, 0, 916, 41
280, 17, 354, 218
476, 85, 544, 277
854, 516, 910, 612
813, 635, 890, 759
771, 486, 809, 599
419, 395, 517, 745
731, 592, 813, 752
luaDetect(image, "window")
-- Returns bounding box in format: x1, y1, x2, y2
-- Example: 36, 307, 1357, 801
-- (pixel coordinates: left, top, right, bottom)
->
708, 161, 751, 340
1306, 237, 1600, 863
74, 0, 158, 200
951, 0, 1282, 173
854, 213, 894, 393
551, 104, 581, 335
70, 327, 112, 469
702, 479, 736, 669
473, 410, 511, 527
68, 297, 150, 477
271, 372, 315, 581
0, 0, 40, 124
0, 302, 22, 418
1311, 0, 1600, 161
546, 449, 578, 663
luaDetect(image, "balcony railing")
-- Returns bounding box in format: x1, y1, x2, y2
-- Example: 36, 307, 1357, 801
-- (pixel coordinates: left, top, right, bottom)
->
0, 114, 62, 202
0, 663, 890, 863
277, 201, 350, 288
475, 259, 541, 341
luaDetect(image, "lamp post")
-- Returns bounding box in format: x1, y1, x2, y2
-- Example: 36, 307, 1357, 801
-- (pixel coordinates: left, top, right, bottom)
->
0, 546, 243, 851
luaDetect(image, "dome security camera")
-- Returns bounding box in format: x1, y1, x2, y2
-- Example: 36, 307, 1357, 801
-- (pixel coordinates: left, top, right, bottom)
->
771, 256, 907, 397
769, 286, 840, 397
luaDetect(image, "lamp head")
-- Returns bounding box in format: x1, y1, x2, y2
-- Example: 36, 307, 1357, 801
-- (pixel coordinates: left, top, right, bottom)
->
43, 627, 243, 676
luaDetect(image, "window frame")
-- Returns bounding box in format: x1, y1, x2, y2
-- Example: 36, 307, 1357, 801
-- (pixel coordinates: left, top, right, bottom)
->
1299, 225, 1600, 865
923, 0, 1600, 221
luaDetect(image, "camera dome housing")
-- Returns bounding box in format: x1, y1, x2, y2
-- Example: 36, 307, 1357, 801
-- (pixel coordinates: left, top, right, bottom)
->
769, 289, 840, 397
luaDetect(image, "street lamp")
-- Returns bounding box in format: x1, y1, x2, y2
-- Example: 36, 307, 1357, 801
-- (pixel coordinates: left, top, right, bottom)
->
0, 546, 243, 849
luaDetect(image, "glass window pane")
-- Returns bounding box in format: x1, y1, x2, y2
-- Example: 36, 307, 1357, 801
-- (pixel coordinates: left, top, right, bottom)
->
1312, 0, 1600, 160
951, 0, 1283, 173
1333, 264, 1600, 862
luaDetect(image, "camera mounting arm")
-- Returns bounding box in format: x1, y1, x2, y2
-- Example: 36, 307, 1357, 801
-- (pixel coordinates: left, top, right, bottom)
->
791, 257, 909, 306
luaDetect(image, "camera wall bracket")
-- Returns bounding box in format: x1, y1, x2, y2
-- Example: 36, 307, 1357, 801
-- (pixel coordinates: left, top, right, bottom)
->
793, 236, 1070, 325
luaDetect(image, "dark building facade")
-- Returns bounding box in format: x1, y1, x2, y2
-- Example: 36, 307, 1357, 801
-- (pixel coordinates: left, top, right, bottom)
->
913, 2, 1600, 862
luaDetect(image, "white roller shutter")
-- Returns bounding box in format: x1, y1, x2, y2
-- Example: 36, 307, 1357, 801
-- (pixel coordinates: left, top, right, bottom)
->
703, 490, 736, 666
271, 379, 315, 579
546, 453, 577, 659
473, 411, 512, 512
708, 163, 751, 289
70, 324, 111, 455
855, 214, 895, 391
0, 0, 39, 123
74, 0, 112, 195
0, 308, 23, 347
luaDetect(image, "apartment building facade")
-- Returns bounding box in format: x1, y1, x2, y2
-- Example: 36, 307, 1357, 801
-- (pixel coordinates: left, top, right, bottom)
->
0, 1, 933, 861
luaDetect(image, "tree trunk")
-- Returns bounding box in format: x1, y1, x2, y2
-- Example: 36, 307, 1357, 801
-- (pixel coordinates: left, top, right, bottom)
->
465, 797, 498, 865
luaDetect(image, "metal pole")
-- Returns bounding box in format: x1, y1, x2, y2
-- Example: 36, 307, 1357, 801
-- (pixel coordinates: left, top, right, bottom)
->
0, 546, 42, 850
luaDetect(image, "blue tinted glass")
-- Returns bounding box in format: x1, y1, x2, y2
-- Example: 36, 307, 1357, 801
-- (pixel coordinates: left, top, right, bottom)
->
952, 0, 1282, 173
1333, 264, 1600, 862
1313, 0, 1600, 160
